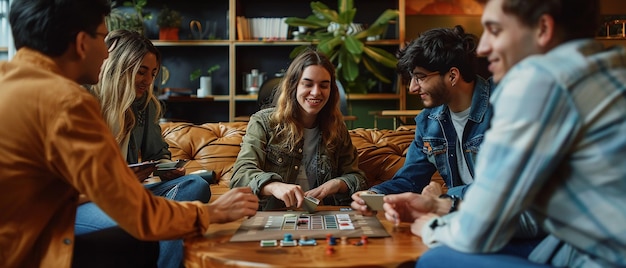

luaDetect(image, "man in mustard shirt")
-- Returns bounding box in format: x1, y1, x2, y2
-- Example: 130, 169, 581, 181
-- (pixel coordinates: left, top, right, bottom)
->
0, 0, 258, 267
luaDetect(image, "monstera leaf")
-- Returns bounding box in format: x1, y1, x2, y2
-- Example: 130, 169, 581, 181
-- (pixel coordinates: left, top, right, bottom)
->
285, 0, 398, 93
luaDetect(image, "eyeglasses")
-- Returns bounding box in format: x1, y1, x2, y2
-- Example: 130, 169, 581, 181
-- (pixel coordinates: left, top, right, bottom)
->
411, 71, 440, 84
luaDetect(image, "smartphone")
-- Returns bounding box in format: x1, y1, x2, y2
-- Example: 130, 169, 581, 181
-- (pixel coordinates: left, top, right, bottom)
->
128, 162, 158, 182
156, 159, 189, 171
128, 161, 157, 170
360, 193, 385, 211
154, 159, 189, 178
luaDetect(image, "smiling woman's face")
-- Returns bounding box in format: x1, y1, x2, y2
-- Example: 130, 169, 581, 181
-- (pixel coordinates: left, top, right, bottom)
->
134, 52, 158, 98
296, 65, 331, 126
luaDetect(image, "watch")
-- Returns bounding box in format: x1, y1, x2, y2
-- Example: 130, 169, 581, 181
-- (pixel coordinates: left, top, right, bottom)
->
438, 194, 461, 213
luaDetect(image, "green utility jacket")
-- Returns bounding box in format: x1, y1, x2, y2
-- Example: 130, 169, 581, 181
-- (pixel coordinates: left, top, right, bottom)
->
230, 108, 367, 210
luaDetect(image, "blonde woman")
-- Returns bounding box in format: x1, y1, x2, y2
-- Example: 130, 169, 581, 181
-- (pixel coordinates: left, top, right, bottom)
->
77, 29, 211, 268
230, 49, 367, 210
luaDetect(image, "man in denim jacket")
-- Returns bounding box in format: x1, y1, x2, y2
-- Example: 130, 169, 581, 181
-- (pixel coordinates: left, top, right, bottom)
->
352, 25, 542, 255
353, 25, 493, 201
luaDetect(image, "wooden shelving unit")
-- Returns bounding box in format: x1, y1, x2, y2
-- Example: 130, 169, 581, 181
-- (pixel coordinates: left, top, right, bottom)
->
144, 0, 406, 124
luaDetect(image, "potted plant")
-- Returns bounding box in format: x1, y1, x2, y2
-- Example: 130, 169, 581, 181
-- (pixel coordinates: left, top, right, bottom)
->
157, 6, 183, 40
285, 0, 398, 93
106, 0, 152, 35
190, 64, 220, 97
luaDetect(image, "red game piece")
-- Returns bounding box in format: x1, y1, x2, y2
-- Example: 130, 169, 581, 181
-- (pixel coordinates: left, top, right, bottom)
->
325, 245, 335, 255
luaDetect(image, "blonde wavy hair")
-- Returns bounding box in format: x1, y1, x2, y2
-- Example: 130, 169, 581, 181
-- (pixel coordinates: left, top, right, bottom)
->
91, 30, 162, 144
271, 49, 346, 154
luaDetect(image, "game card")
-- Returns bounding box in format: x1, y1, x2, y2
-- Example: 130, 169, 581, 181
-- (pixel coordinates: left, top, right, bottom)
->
360, 193, 385, 211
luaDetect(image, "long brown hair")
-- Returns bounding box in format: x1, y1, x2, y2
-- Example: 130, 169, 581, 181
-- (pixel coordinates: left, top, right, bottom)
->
271, 49, 346, 153
91, 29, 162, 144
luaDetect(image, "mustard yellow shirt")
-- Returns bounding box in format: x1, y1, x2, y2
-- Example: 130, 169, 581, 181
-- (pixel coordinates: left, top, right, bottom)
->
0, 48, 211, 267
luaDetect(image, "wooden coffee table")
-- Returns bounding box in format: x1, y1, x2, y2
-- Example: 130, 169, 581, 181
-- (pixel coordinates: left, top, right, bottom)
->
184, 206, 428, 268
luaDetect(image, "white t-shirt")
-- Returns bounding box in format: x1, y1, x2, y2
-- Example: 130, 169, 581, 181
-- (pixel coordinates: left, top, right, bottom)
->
450, 107, 474, 185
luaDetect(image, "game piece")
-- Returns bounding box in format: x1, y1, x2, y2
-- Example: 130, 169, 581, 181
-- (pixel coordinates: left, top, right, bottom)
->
260, 240, 278, 247
339, 207, 352, 211
284, 233, 293, 242
361, 235, 368, 245
340, 236, 348, 245
325, 245, 335, 255
280, 233, 297, 246
299, 238, 317, 246
328, 236, 337, 245
353, 241, 363, 246
280, 240, 298, 246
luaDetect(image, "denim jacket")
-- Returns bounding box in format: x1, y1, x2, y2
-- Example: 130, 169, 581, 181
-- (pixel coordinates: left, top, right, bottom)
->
371, 76, 494, 196
230, 108, 367, 210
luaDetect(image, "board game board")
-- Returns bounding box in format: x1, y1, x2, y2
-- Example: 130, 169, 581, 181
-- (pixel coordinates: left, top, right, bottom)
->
230, 210, 390, 242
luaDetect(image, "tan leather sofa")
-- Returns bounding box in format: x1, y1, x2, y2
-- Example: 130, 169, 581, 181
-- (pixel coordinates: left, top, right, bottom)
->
161, 122, 443, 201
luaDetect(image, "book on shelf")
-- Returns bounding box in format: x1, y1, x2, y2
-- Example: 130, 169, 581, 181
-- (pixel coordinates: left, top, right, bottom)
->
236, 16, 289, 41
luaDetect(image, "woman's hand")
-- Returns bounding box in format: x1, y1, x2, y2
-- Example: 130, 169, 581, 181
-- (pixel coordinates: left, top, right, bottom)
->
305, 179, 344, 201
262, 181, 305, 208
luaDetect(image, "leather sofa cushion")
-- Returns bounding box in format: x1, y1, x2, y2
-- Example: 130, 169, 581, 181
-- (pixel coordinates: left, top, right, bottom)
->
349, 128, 414, 187
161, 122, 444, 198
161, 122, 247, 189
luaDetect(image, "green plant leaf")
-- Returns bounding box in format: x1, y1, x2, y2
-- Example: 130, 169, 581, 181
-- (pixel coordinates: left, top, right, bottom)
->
189, 69, 201, 81
311, 2, 339, 22
284, 17, 326, 29
338, 8, 356, 25
363, 46, 397, 68
354, 9, 398, 39
363, 57, 392, 84
344, 35, 363, 55
338, 0, 353, 14
285, 0, 398, 93
339, 46, 359, 82
318, 35, 343, 55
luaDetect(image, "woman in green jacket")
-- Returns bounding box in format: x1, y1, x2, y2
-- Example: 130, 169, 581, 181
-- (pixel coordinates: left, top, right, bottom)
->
231, 49, 367, 210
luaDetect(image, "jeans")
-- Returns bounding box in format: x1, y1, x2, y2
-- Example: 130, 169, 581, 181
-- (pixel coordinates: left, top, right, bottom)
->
75, 174, 211, 268
73, 227, 159, 268
416, 238, 549, 268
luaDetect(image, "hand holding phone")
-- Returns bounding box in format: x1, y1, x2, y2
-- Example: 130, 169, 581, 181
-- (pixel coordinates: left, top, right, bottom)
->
156, 159, 189, 171
128, 161, 157, 182
154, 159, 189, 179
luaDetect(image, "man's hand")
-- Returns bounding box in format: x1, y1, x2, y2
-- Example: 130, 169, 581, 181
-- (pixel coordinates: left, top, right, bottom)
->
411, 213, 438, 237
262, 181, 305, 208
383, 192, 438, 224
350, 190, 378, 216
305, 179, 344, 201
207, 187, 258, 224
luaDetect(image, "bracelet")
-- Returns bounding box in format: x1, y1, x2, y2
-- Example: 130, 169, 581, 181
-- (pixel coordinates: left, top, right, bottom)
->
438, 194, 461, 213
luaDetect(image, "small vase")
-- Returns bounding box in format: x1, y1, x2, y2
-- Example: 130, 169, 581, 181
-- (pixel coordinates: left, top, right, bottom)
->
198, 76, 212, 97
159, 27, 179, 40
